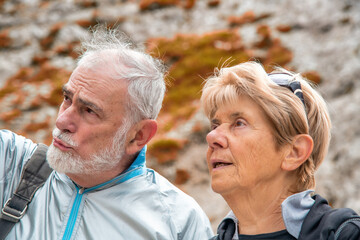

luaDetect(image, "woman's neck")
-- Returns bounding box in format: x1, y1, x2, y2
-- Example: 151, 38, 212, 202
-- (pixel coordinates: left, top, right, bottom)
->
222, 181, 295, 235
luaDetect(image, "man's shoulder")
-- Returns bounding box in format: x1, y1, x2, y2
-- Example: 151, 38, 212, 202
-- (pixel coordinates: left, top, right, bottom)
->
0, 130, 38, 204
144, 169, 213, 238
0, 129, 36, 151
146, 169, 196, 201
143, 168, 207, 213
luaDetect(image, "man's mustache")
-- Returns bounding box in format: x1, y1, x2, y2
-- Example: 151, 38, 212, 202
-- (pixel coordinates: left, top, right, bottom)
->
52, 128, 78, 147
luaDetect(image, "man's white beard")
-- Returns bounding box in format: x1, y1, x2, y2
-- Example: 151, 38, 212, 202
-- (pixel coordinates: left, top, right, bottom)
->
47, 122, 129, 175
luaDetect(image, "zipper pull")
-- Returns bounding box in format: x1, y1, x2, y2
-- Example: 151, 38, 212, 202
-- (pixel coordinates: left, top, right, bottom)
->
78, 187, 85, 194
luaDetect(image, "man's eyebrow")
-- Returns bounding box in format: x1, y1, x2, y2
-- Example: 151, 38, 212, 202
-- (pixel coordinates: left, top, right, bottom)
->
62, 85, 73, 97
77, 98, 103, 114
62, 85, 103, 114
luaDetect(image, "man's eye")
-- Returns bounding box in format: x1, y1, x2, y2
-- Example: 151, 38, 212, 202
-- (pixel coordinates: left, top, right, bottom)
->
63, 95, 71, 103
86, 108, 95, 114
211, 125, 218, 130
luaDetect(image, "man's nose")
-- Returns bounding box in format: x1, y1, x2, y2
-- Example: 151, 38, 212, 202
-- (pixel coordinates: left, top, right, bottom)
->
55, 106, 77, 133
206, 125, 228, 149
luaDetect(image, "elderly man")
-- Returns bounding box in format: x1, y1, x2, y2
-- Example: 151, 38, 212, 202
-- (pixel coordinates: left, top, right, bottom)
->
0, 27, 213, 239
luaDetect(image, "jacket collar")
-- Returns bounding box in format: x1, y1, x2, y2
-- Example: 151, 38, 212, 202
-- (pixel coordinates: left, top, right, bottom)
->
281, 189, 315, 238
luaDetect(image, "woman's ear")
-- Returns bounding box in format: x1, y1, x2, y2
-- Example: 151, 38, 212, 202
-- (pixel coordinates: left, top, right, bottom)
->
281, 134, 314, 171
126, 119, 157, 155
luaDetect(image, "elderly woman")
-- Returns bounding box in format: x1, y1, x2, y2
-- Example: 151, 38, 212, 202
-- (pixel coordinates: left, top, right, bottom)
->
201, 62, 360, 240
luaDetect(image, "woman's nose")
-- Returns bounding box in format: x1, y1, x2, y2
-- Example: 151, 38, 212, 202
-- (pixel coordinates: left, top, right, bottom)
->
206, 125, 228, 149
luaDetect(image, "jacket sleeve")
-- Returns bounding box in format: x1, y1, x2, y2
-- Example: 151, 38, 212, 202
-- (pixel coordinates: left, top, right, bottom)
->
0, 130, 37, 207
335, 218, 360, 240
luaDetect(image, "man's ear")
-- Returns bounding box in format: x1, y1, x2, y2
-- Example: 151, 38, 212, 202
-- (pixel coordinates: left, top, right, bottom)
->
126, 119, 157, 155
281, 134, 314, 171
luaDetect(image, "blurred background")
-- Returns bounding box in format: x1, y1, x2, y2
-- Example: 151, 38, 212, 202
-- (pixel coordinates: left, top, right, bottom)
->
0, 0, 359, 232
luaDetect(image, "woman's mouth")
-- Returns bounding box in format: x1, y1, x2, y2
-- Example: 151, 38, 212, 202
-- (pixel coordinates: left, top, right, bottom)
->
212, 160, 233, 169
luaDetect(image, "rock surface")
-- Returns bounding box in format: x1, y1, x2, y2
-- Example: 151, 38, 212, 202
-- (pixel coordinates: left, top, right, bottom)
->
0, 0, 359, 232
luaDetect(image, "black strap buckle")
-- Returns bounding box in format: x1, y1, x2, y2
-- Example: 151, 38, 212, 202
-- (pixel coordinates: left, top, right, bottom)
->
1, 199, 27, 222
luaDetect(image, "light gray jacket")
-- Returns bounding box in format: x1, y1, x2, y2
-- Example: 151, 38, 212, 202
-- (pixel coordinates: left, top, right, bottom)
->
0, 130, 213, 240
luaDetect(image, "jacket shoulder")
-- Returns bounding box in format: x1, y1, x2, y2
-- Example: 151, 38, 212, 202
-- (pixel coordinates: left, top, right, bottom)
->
299, 194, 360, 240
146, 169, 214, 238
334, 217, 360, 240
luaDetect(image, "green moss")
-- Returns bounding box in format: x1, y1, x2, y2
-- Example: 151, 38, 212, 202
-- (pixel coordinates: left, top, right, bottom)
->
148, 138, 184, 164
0, 85, 16, 99
147, 30, 253, 122
149, 138, 182, 151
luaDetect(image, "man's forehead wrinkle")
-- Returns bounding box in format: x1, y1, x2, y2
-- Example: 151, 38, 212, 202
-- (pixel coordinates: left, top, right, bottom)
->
63, 80, 105, 114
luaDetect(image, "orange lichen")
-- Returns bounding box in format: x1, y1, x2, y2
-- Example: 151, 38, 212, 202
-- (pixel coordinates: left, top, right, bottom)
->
174, 168, 191, 185
183, 0, 195, 9
276, 24, 292, 33
228, 11, 271, 27
263, 38, 293, 69
302, 71, 322, 84
208, 0, 220, 7
139, 0, 179, 11
1, 64, 70, 107
76, 0, 98, 8
0, 67, 34, 99
53, 41, 81, 59
23, 121, 50, 132
254, 24, 272, 48
32, 55, 50, 66
11, 92, 26, 106
0, 29, 12, 48
40, 22, 64, 50
0, 109, 22, 122
76, 11, 124, 30
38, 65, 70, 106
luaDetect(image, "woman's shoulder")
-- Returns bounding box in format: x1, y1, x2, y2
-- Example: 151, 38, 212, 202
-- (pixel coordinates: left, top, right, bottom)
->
299, 194, 360, 240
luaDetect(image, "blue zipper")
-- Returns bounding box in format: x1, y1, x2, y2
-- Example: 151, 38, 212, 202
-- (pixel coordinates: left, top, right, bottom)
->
60, 146, 147, 240
62, 187, 85, 240
60, 167, 145, 240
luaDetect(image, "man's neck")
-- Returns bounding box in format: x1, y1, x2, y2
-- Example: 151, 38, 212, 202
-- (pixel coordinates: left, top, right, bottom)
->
67, 170, 122, 188
66, 155, 134, 188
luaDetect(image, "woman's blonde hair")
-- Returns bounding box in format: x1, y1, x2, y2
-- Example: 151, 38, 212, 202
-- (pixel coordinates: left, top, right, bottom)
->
201, 61, 331, 191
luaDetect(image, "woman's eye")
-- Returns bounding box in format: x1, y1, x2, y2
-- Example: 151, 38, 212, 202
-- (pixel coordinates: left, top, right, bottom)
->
235, 120, 245, 127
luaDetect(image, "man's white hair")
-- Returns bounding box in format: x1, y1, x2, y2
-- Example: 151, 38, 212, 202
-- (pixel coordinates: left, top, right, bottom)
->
77, 25, 167, 123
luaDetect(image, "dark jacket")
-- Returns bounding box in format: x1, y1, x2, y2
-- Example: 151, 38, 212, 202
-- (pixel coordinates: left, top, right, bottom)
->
211, 194, 360, 240
298, 195, 360, 240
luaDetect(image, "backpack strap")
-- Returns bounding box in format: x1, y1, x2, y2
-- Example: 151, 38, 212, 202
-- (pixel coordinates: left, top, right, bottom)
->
0, 143, 52, 240
334, 217, 360, 240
